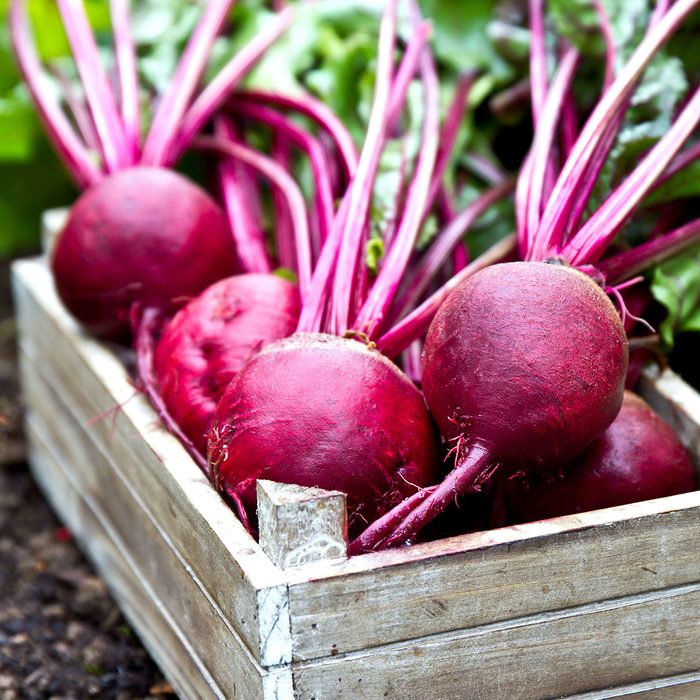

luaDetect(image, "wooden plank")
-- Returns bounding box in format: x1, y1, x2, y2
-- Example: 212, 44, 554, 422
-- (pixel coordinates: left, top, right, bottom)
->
25, 415, 224, 700
285, 492, 700, 660
571, 672, 700, 699
640, 366, 700, 466
292, 585, 700, 700
11, 258, 292, 667
21, 354, 287, 699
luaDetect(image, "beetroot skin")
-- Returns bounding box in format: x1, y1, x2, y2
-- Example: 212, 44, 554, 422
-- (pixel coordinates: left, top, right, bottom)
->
208, 333, 440, 536
353, 261, 629, 552
500, 391, 698, 522
154, 274, 300, 454
423, 261, 629, 473
52, 167, 238, 339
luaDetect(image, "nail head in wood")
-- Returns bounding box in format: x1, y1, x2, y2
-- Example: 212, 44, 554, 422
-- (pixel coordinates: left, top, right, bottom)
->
256, 480, 347, 569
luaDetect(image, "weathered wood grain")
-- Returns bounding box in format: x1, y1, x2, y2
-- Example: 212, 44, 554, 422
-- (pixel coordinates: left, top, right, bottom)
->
12, 258, 292, 668
292, 585, 700, 700
570, 672, 700, 699
26, 415, 225, 700
20, 352, 293, 698
257, 480, 347, 570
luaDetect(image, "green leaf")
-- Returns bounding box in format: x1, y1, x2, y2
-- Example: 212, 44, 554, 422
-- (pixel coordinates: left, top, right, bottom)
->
651, 245, 700, 348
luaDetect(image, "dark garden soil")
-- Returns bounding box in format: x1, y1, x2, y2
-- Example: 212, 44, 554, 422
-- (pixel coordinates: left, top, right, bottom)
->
0, 260, 176, 700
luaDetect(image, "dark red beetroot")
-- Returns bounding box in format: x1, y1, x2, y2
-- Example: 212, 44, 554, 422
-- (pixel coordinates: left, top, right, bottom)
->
207, 333, 440, 536
499, 391, 698, 523
351, 261, 629, 553
153, 273, 299, 455
52, 167, 238, 340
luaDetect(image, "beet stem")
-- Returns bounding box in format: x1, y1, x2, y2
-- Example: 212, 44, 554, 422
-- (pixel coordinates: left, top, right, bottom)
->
9, 0, 102, 187
392, 180, 514, 321
533, 0, 700, 260
564, 86, 700, 265
229, 101, 336, 248
386, 21, 431, 133
378, 445, 493, 551
110, 0, 141, 160
193, 135, 313, 299
377, 233, 517, 358
329, 0, 398, 334
57, 0, 130, 171
215, 117, 273, 273
237, 90, 359, 180
168, 7, 294, 166
593, 0, 617, 91
519, 48, 579, 257
141, 0, 233, 166
354, 9, 441, 337
598, 218, 700, 284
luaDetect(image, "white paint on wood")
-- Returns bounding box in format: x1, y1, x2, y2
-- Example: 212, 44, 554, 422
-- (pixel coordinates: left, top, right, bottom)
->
568, 670, 700, 698
257, 480, 347, 570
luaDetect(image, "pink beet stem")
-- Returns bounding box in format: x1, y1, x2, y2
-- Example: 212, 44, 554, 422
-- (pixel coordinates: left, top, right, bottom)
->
215, 116, 272, 273
237, 90, 359, 179
365, 445, 492, 553
426, 72, 477, 217
598, 218, 700, 284
354, 26, 441, 337
229, 101, 335, 246
377, 233, 517, 358
386, 20, 431, 133
296, 191, 352, 333
168, 6, 294, 166
348, 485, 438, 555
563, 86, 700, 265
593, 0, 617, 91
532, 0, 700, 261
194, 135, 312, 299
9, 0, 102, 187
521, 48, 579, 259
329, 0, 398, 334
110, 0, 141, 160
141, 0, 234, 166
392, 180, 514, 321
57, 0, 130, 171
271, 134, 297, 271
47, 63, 100, 154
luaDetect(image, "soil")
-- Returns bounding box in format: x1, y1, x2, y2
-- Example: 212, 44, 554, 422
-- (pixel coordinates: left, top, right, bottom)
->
0, 260, 176, 700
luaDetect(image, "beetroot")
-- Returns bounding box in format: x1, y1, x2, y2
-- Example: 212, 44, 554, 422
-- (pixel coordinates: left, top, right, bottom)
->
208, 333, 440, 536
499, 391, 698, 523
350, 261, 628, 553
52, 167, 238, 339
153, 273, 299, 455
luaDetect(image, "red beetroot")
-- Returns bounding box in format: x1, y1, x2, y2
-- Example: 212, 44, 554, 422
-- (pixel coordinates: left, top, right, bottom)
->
351, 261, 629, 553
52, 167, 238, 339
153, 274, 299, 455
499, 391, 698, 522
208, 333, 440, 536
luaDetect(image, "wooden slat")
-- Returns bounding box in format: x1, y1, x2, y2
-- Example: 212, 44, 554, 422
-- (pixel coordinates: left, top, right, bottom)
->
291, 586, 700, 700
11, 258, 292, 668
571, 672, 700, 699
21, 352, 284, 699
640, 366, 700, 465
285, 491, 700, 660
25, 416, 224, 700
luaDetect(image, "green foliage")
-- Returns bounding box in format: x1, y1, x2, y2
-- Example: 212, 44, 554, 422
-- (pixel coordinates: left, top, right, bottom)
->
652, 246, 700, 348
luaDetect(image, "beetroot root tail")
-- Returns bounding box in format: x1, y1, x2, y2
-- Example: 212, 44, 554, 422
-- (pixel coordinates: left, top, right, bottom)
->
376, 445, 493, 551
348, 484, 438, 555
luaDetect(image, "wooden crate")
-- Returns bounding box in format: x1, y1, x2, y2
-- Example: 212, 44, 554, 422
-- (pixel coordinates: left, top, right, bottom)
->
12, 246, 700, 699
